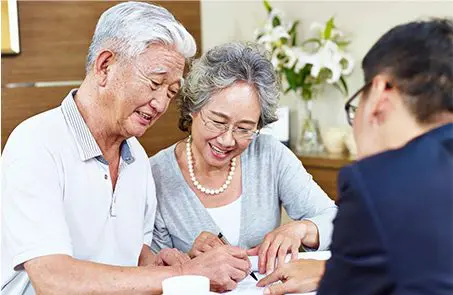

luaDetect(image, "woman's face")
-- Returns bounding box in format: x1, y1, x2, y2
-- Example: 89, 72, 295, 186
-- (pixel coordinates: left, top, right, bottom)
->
190, 82, 261, 169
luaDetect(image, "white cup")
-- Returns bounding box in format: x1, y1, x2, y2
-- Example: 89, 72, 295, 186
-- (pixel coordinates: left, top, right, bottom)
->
322, 127, 346, 154
162, 275, 210, 295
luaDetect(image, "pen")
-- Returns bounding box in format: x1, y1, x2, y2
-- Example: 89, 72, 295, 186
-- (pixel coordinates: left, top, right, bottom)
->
217, 232, 258, 281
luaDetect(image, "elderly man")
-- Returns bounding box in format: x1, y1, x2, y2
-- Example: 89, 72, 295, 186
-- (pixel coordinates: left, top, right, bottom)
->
1, 2, 250, 294
257, 18, 453, 295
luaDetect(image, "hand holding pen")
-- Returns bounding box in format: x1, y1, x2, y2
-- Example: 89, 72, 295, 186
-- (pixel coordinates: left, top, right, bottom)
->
218, 232, 258, 281
182, 239, 256, 293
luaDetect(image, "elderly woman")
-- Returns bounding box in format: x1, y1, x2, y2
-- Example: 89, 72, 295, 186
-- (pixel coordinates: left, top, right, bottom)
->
150, 42, 337, 274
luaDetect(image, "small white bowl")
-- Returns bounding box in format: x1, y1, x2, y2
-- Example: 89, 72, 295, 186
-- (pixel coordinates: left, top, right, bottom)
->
322, 127, 346, 154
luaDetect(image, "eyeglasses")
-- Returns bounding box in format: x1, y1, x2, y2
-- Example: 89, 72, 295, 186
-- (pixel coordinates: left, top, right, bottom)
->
198, 110, 260, 140
344, 81, 393, 126
344, 82, 370, 126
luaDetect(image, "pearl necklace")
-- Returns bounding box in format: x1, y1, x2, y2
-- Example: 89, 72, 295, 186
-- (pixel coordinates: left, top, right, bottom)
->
186, 135, 236, 195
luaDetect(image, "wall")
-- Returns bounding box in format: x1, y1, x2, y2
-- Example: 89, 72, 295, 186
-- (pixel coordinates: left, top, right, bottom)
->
201, 0, 453, 147
1, 1, 201, 156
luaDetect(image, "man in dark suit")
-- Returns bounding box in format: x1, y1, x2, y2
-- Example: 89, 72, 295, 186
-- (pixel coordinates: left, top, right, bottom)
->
257, 18, 453, 295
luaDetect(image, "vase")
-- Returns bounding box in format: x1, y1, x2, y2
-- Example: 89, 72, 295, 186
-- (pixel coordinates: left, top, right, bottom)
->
296, 100, 324, 154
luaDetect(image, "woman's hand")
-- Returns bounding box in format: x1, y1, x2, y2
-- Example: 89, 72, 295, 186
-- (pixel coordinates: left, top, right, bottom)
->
153, 248, 190, 266
188, 231, 224, 258
247, 220, 319, 274
256, 259, 326, 295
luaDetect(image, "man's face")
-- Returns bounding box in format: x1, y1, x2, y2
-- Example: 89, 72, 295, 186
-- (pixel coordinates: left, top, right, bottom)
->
103, 44, 185, 138
352, 79, 392, 159
353, 90, 375, 158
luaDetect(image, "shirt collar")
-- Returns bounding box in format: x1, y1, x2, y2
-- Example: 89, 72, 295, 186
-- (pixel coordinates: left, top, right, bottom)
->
61, 89, 135, 164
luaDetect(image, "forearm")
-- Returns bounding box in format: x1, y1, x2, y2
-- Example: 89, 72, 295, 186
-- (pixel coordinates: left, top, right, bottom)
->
25, 255, 180, 295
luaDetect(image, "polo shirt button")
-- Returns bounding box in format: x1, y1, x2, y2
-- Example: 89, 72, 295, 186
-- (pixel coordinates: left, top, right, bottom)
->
104, 174, 108, 180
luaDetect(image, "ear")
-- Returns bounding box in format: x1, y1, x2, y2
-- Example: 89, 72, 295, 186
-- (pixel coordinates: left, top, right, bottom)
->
94, 50, 115, 87
367, 74, 394, 125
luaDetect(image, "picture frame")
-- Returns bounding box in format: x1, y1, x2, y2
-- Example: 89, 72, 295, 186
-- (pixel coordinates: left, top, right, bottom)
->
1, 0, 20, 55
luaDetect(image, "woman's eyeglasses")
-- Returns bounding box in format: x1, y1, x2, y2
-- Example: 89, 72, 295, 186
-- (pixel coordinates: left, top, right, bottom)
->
199, 110, 260, 140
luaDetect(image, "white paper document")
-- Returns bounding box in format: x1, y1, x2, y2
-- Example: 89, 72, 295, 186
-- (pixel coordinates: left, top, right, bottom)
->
219, 251, 331, 295
249, 251, 331, 272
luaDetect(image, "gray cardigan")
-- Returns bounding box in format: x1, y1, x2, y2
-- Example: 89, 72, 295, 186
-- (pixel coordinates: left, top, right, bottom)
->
150, 135, 337, 253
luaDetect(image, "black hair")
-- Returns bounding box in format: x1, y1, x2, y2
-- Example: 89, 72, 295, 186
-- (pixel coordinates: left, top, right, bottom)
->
362, 18, 453, 123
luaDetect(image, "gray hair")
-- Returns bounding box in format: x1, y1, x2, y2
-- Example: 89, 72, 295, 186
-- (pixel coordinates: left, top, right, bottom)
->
178, 41, 280, 131
86, 1, 196, 73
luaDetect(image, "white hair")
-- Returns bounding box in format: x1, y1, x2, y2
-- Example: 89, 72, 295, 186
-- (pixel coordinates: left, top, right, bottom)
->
86, 1, 196, 72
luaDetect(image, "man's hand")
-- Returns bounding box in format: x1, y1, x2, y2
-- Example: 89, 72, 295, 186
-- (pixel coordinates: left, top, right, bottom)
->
154, 248, 190, 266
247, 220, 319, 274
256, 259, 325, 295
188, 231, 223, 258
182, 245, 251, 293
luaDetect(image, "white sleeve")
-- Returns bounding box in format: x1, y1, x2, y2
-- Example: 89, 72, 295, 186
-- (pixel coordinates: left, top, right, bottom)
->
2, 138, 73, 270
143, 162, 157, 247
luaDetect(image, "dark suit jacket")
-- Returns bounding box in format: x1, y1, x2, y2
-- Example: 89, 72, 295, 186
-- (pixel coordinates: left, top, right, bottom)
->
318, 123, 453, 295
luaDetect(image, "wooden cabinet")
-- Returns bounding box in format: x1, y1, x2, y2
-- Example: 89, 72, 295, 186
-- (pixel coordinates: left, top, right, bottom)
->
296, 152, 355, 200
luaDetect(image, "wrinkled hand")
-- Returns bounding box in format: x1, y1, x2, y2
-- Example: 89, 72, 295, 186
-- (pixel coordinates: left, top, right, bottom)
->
182, 245, 251, 293
247, 221, 311, 274
188, 231, 223, 258
154, 248, 190, 266
256, 259, 325, 295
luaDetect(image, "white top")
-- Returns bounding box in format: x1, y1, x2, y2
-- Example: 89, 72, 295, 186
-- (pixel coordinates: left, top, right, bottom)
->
1, 90, 157, 295
206, 196, 242, 246
150, 135, 337, 254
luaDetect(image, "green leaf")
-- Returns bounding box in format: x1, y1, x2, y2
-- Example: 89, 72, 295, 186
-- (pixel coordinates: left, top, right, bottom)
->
324, 17, 335, 39
339, 76, 349, 96
288, 21, 299, 46
272, 16, 281, 27
336, 40, 351, 48
302, 87, 312, 101
264, 0, 272, 13
284, 68, 298, 92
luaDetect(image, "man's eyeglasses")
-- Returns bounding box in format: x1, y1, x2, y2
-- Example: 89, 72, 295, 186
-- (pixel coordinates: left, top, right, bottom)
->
199, 110, 260, 140
344, 82, 371, 126
344, 81, 393, 126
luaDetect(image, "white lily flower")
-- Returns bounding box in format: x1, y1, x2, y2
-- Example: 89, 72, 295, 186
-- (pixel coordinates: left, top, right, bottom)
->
257, 25, 290, 46
293, 48, 312, 72
340, 53, 354, 75
268, 8, 285, 24
282, 45, 298, 68
310, 21, 345, 39
271, 49, 281, 68
332, 28, 345, 38
293, 40, 342, 83
255, 7, 354, 97
309, 22, 324, 33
